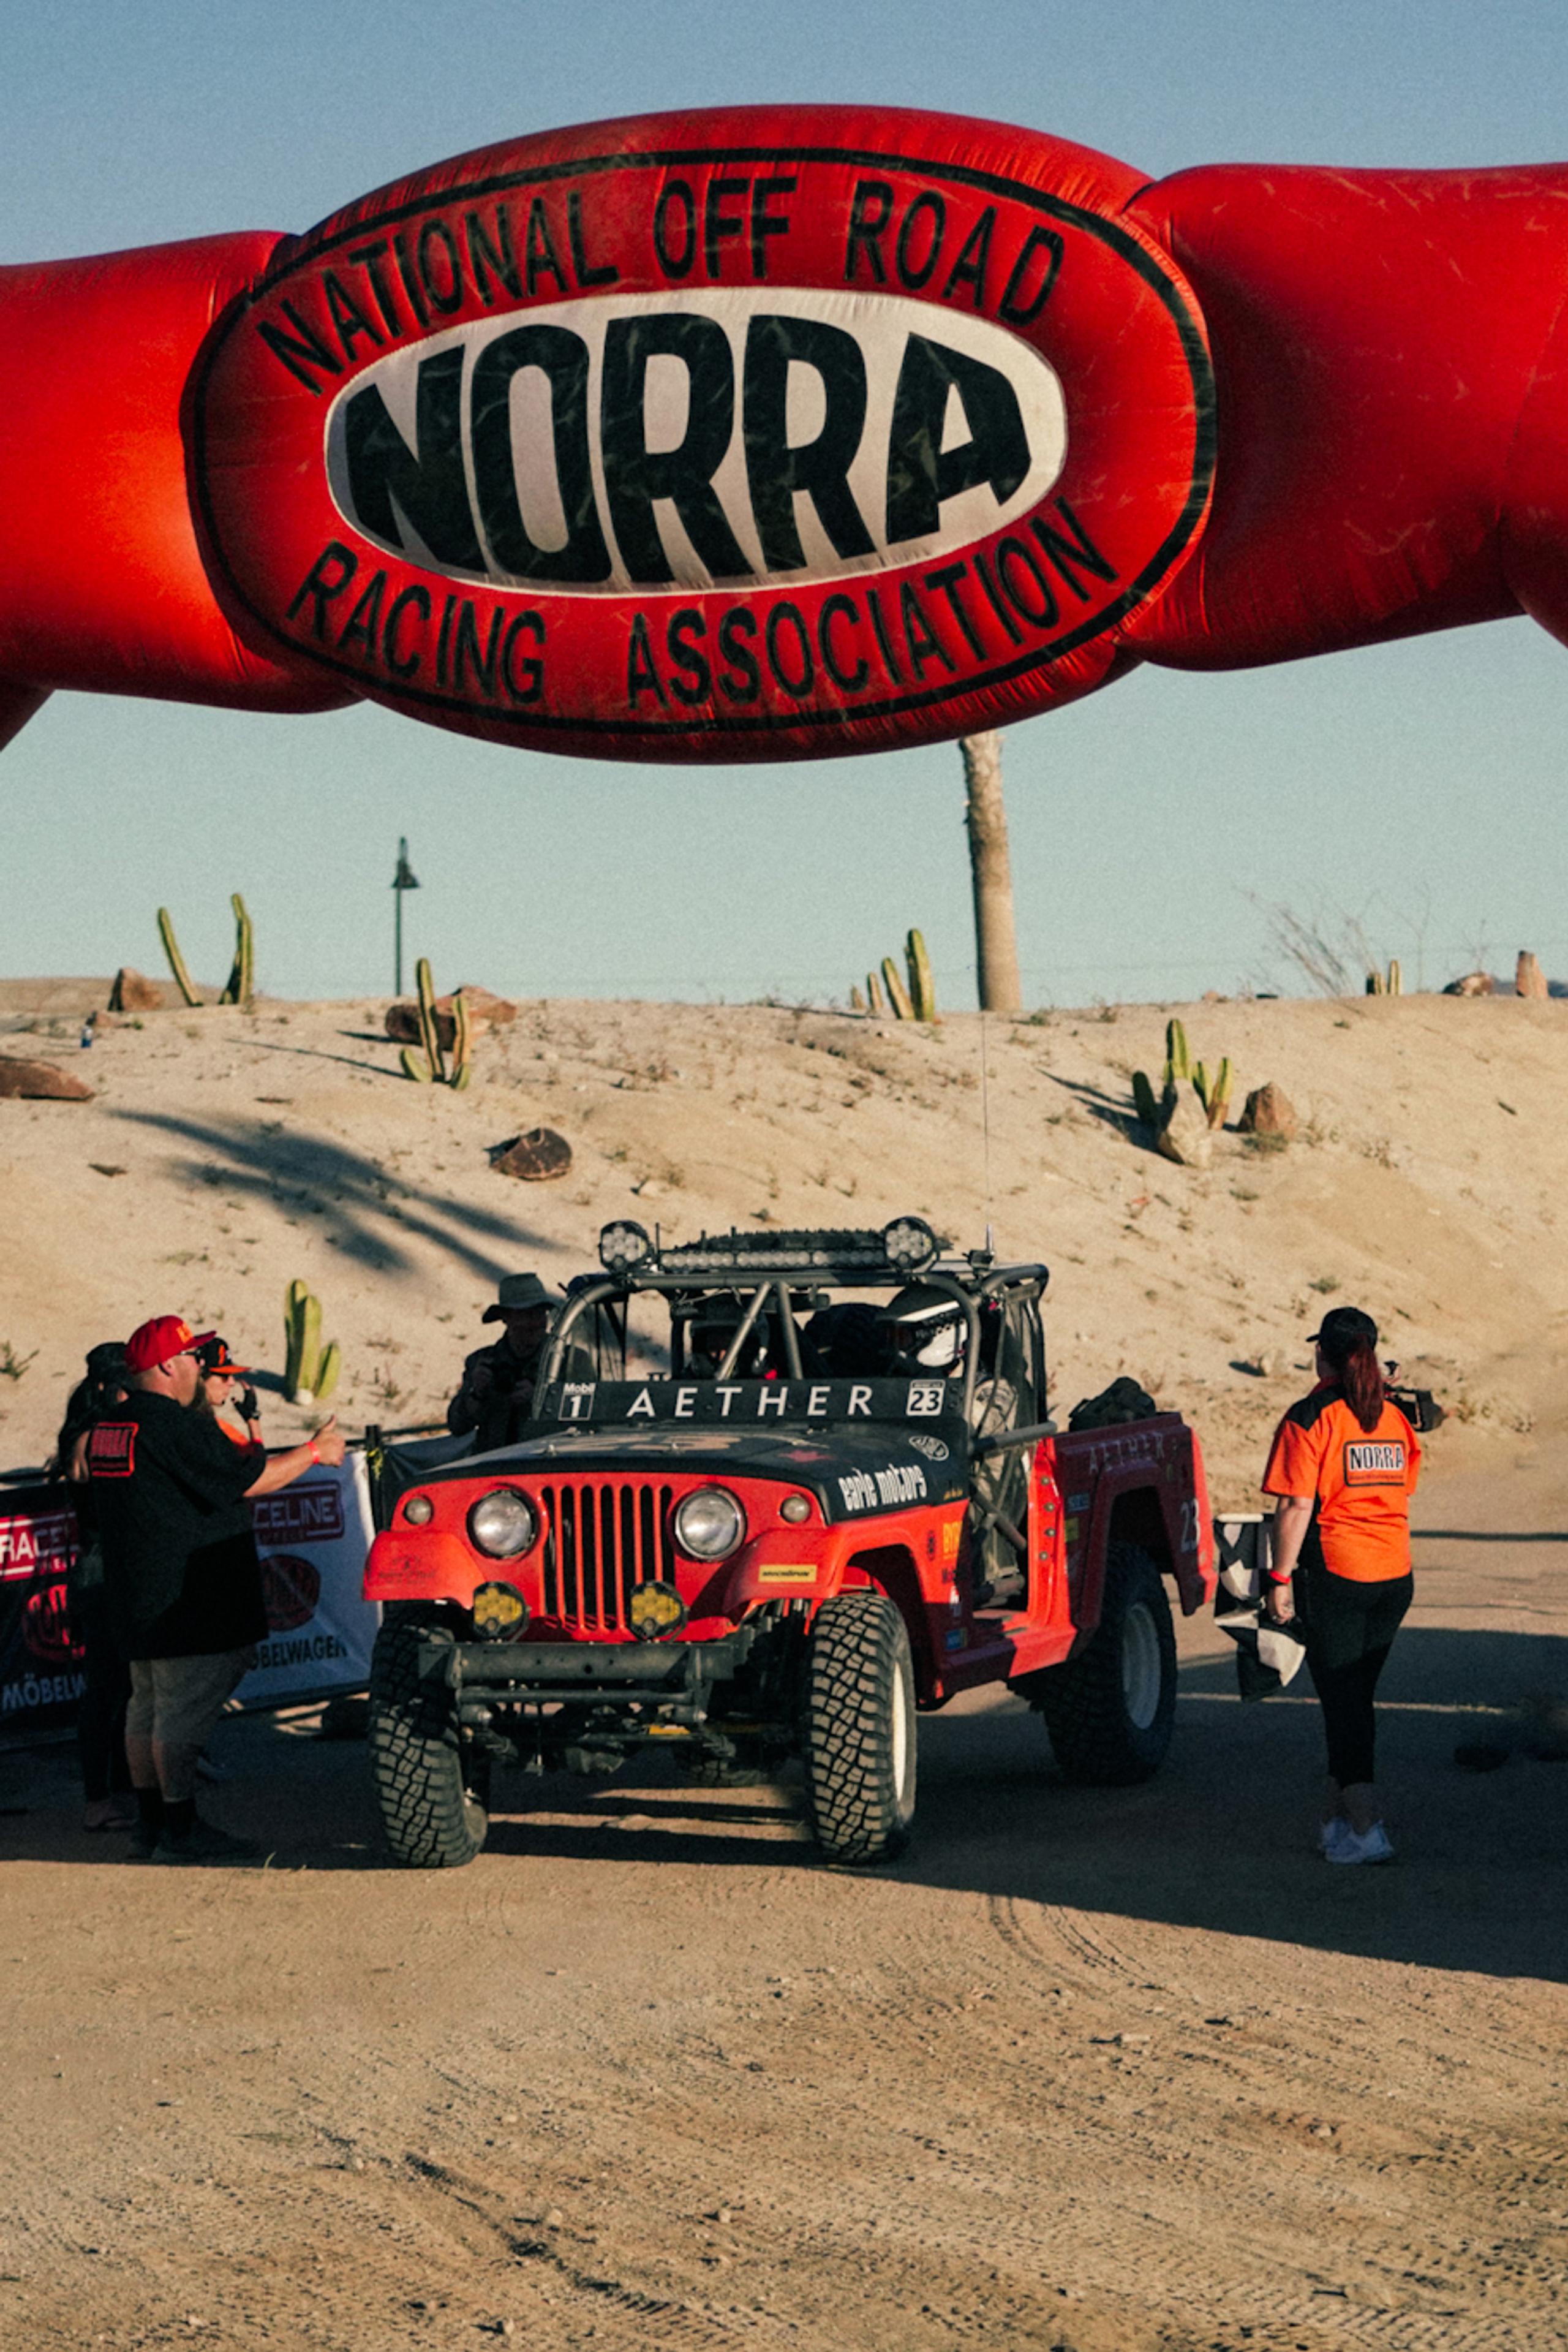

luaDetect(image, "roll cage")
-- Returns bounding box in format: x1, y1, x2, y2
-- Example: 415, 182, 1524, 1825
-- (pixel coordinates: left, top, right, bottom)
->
539, 1224, 1049, 1427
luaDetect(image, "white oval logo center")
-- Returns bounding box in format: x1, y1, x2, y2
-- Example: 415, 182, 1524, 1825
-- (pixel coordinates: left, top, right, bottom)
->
325, 287, 1066, 596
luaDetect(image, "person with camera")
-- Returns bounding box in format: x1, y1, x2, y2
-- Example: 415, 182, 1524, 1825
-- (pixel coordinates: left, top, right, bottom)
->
194, 1333, 262, 1446
447, 1273, 560, 1451
1262, 1306, 1422, 1866
86, 1315, 345, 1864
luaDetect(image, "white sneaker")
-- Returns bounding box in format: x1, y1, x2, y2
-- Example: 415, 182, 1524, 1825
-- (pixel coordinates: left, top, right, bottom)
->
1327, 1820, 1395, 1866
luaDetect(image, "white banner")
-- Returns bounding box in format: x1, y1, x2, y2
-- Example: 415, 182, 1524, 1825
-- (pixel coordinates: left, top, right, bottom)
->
237, 1451, 380, 1707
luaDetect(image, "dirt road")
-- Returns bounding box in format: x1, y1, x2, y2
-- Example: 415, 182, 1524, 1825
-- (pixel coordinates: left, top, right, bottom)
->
4, 1480, 1567, 2352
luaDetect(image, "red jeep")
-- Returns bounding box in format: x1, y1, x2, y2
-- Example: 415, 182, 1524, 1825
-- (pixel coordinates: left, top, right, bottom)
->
363, 1219, 1215, 1867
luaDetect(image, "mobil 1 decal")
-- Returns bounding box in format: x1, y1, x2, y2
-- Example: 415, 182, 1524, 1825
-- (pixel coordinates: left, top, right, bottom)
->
194, 107, 1215, 761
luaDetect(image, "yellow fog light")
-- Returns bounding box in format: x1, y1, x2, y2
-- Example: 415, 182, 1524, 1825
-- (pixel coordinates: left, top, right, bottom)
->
472, 1581, 530, 1641
628, 1581, 688, 1643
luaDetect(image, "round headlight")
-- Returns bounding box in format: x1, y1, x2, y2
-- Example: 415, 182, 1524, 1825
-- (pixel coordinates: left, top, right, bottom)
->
403, 1493, 434, 1526
599, 1219, 652, 1273
780, 1494, 812, 1524
673, 1486, 747, 1560
467, 1488, 537, 1559
883, 1215, 938, 1271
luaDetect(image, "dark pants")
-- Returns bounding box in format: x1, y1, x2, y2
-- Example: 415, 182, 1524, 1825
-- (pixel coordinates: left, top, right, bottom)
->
1298, 1564, 1412, 1788
72, 1584, 132, 1802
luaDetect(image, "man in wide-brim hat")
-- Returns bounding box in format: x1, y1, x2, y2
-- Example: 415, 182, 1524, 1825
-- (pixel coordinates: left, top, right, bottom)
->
447, 1272, 562, 1452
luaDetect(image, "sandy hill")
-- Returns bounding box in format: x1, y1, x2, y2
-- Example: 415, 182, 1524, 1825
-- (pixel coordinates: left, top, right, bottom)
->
2, 985, 1566, 1507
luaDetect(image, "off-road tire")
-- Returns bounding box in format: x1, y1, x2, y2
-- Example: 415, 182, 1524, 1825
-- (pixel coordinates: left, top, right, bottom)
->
802, 1592, 918, 1863
369, 1605, 488, 1867
1032, 1541, 1177, 1785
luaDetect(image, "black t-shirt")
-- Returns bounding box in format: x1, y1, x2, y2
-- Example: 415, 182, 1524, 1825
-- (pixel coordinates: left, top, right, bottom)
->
86, 1391, 268, 1658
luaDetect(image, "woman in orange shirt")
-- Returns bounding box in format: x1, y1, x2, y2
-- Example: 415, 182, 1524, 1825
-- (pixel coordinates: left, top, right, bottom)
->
1262, 1306, 1420, 1866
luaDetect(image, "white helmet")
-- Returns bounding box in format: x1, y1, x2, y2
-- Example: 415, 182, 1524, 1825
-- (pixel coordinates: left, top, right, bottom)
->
880, 1284, 966, 1372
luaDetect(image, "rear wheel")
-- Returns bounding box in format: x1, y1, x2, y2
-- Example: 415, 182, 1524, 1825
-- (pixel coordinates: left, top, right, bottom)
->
369, 1605, 489, 1867
1031, 1541, 1177, 1785
802, 1592, 918, 1863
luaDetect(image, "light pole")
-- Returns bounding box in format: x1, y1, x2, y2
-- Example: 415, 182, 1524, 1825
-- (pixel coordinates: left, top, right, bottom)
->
391, 837, 420, 996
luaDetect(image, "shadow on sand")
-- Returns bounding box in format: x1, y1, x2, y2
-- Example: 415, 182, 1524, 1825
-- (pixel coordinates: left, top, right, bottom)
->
5, 1625, 1566, 1981
111, 1110, 548, 1284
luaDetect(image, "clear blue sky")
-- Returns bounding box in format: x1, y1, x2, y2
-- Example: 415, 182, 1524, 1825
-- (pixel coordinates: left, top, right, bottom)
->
6, 2, 1567, 1007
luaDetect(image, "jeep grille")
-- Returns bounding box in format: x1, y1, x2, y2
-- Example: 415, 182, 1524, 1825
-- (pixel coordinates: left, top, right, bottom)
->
539, 1480, 677, 1633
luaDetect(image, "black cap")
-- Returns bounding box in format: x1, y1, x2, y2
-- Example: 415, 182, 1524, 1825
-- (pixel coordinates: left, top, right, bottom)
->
1309, 1305, 1378, 1359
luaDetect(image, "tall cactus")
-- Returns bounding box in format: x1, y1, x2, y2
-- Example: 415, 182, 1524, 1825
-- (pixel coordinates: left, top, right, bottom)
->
415, 956, 446, 1083
284, 1279, 339, 1405
850, 983, 868, 1013
1386, 958, 1403, 996
1205, 1056, 1234, 1130
157, 908, 201, 1007
1164, 1018, 1189, 1084
284, 1279, 322, 1401
449, 990, 473, 1091
905, 929, 938, 1023
881, 955, 915, 1021
866, 970, 886, 1015
220, 893, 255, 1008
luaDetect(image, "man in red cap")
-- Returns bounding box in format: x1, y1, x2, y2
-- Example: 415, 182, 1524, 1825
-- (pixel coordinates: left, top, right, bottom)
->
86, 1314, 345, 1863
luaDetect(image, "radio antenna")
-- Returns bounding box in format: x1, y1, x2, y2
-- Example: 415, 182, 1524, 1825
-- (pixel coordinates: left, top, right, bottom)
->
979, 1007, 993, 1232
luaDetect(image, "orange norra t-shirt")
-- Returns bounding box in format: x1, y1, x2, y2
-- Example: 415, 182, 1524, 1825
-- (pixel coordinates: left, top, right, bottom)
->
1262, 1383, 1420, 1582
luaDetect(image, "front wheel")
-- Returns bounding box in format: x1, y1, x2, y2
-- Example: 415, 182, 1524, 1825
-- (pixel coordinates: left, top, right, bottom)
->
369, 1605, 489, 1867
802, 1592, 918, 1863
1030, 1541, 1177, 1785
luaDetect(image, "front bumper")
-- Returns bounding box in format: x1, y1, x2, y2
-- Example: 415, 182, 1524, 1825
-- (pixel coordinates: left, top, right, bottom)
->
423, 1624, 760, 1722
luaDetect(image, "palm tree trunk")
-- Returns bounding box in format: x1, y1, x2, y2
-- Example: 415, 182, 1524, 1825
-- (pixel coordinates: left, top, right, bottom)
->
960, 730, 1022, 1013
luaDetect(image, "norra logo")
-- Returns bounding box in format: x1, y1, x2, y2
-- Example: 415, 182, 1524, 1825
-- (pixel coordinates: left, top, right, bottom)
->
325, 289, 1065, 594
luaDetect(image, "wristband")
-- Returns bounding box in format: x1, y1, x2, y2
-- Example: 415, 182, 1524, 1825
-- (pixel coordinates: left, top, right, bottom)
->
307, 1440, 320, 1464
1266, 1567, 1293, 1584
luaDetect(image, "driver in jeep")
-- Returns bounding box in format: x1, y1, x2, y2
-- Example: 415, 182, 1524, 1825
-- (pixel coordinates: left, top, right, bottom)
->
880, 1285, 1023, 1597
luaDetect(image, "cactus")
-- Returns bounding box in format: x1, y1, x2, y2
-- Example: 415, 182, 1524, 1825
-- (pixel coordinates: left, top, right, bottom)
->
866, 970, 886, 1015
1386, 958, 1403, 996
157, 908, 201, 1007
905, 929, 938, 1022
881, 955, 915, 1021
399, 1045, 432, 1083
1193, 1061, 1210, 1110
1164, 1018, 1189, 1083
850, 983, 868, 1013
415, 955, 446, 1082
1205, 1056, 1234, 1130
1131, 1070, 1162, 1130
284, 1280, 339, 1405
1365, 967, 1384, 995
284, 1279, 321, 1401
220, 893, 255, 1008
449, 989, 473, 1089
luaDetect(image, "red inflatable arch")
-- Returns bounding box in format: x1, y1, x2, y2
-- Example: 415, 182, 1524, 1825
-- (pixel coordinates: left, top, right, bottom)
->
2, 107, 1567, 762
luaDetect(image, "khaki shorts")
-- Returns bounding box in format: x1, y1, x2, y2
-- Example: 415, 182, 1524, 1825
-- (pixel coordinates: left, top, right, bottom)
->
126, 1649, 255, 1756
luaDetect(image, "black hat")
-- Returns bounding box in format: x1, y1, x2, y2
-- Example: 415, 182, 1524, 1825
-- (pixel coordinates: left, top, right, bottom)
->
1308, 1305, 1378, 1359
481, 1271, 561, 1322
